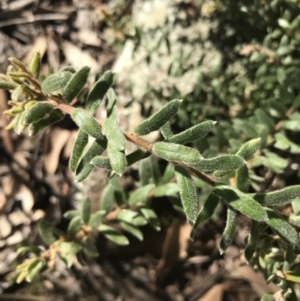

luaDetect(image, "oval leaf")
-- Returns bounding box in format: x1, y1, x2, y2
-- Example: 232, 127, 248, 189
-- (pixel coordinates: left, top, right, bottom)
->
67, 215, 82, 237
236, 165, 250, 192
28, 52, 41, 78
166, 120, 216, 144
81, 197, 91, 224
128, 184, 155, 206
153, 142, 201, 164
236, 138, 261, 160
24, 102, 55, 125
252, 185, 300, 207
63, 66, 90, 103
120, 222, 143, 241
71, 108, 102, 139
107, 143, 127, 175
89, 210, 106, 228
265, 209, 299, 247
78, 241, 99, 257
244, 220, 259, 263
175, 165, 199, 226
98, 224, 129, 246
69, 129, 89, 172
39, 221, 56, 245
214, 185, 268, 221
134, 99, 182, 135
153, 183, 179, 197
91, 156, 111, 170
42, 71, 73, 94
140, 208, 161, 231
86, 71, 114, 114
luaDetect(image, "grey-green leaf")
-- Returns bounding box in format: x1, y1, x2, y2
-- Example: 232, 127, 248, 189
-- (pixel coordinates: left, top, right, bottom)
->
100, 182, 115, 212
75, 138, 107, 182
42, 71, 73, 94
252, 185, 300, 207
79, 241, 99, 257
86, 71, 114, 114
153, 142, 201, 164
166, 120, 216, 144
117, 210, 138, 224
71, 108, 102, 139
265, 208, 300, 247
140, 208, 161, 231
91, 156, 112, 170
189, 154, 246, 172
81, 197, 91, 224
69, 129, 88, 172
214, 185, 268, 221
127, 149, 150, 166
67, 215, 82, 237
128, 184, 155, 205
236, 138, 261, 160
63, 210, 80, 220
134, 99, 182, 135
89, 210, 106, 228
153, 183, 179, 197
63, 66, 90, 103
236, 165, 250, 192
39, 221, 56, 245
120, 222, 143, 241
107, 143, 127, 175
175, 165, 199, 226
219, 207, 237, 254
160, 121, 173, 139
192, 192, 219, 238
24, 102, 55, 125
244, 220, 259, 263
98, 224, 129, 246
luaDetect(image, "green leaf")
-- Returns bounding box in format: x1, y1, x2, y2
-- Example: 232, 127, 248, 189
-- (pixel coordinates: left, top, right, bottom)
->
100, 182, 115, 212
57, 241, 81, 255
134, 99, 182, 135
69, 130, 89, 172
102, 112, 126, 151
98, 224, 129, 246
11, 85, 24, 101
236, 165, 250, 192
67, 215, 82, 237
236, 138, 261, 160
86, 71, 114, 114
0, 79, 18, 90
90, 156, 111, 170
13, 111, 27, 134
71, 108, 102, 140
252, 185, 300, 207
244, 220, 259, 263
39, 221, 56, 245
175, 165, 199, 226
127, 149, 150, 166
28, 52, 41, 78
78, 241, 99, 257
28, 109, 65, 136
63, 210, 80, 220
153, 183, 179, 197
274, 132, 300, 154
140, 208, 161, 231
192, 192, 219, 238
214, 185, 268, 221
128, 184, 155, 205
17, 246, 42, 255
26, 260, 45, 282
190, 154, 245, 172
106, 87, 117, 116
42, 71, 73, 94
81, 197, 91, 224
107, 143, 127, 175
265, 208, 299, 247
161, 162, 175, 183
288, 215, 300, 227
75, 138, 107, 182
131, 214, 148, 226
219, 207, 237, 254
63, 66, 90, 103
153, 142, 201, 164
120, 222, 143, 241
89, 210, 106, 228
24, 102, 55, 125
160, 121, 173, 139
166, 120, 216, 144
117, 209, 138, 224
255, 109, 274, 132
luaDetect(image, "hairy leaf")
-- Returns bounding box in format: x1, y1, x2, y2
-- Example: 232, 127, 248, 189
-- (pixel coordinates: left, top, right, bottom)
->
127, 149, 150, 166
219, 207, 237, 254
106, 87, 117, 116
41, 71, 73, 94
91, 156, 111, 170
166, 120, 216, 144
71, 108, 102, 139
252, 185, 300, 207
98, 224, 129, 246
236, 138, 261, 160
153, 183, 179, 197
63, 66, 90, 103
236, 165, 250, 192
140, 208, 161, 231
67, 215, 82, 237
75, 138, 107, 182
160, 121, 173, 139
100, 182, 115, 212
244, 220, 259, 263
265, 208, 299, 247
120, 222, 143, 241
192, 192, 219, 238
39, 221, 56, 245
89, 210, 106, 228
214, 185, 268, 221
26, 260, 45, 282
175, 165, 199, 226
24, 102, 55, 125
153, 142, 201, 164
134, 99, 182, 135
69, 129, 89, 172
128, 184, 155, 205
81, 197, 91, 224
107, 143, 127, 175
86, 71, 114, 114
28, 52, 41, 78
